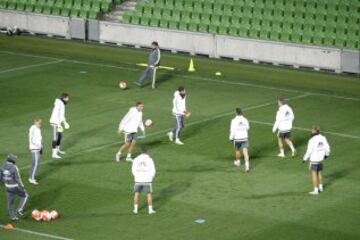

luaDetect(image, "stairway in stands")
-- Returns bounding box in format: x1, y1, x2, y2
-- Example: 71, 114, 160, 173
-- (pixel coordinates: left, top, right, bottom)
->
102, 0, 136, 22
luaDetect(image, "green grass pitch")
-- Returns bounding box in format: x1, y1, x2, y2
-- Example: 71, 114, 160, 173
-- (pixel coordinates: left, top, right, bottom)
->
0, 35, 359, 240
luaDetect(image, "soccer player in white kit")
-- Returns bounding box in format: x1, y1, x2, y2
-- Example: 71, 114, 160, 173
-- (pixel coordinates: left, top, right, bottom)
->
49, 93, 70, 159
272, 98, 296, 158
229, 108, 250, 172
167, 86, 190, 145
303, 126, 330, 195
116, 102, 145, 162
28, 119, 42, 185
132, 145, 156, 215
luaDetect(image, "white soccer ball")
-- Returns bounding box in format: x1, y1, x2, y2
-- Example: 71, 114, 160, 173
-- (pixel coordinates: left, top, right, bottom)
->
42, 210, 51, 222
145, 119, 153, 127
118, 81, 128, 89
50, 210, 59, 220
31, 209, 42, 221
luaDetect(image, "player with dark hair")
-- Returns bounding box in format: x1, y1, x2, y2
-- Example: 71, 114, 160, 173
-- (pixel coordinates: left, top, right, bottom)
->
116, 101, 145, 162
303, 126, 330, 195
272, 97, 296, 158
50, 93, 70, 159
230, 108, 251, 172
135, 41, 161, 88
167, 86, 190, 145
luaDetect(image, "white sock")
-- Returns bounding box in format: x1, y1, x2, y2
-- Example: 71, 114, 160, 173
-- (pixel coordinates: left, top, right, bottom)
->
289, 144, 295, 152
319, 184, 323, 190
314, 187, 319, 192
149, 205, 153, 211
134, 204, 138, 211
52, 149, 57, 155
127, 153, 131, 158
280, 149, 284, 155
245, 162, 250, 171
117, 151, 121, 155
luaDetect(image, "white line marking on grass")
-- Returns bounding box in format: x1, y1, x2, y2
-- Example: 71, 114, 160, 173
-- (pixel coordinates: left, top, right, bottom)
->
0, 224, 74, 240
19, 94, 309, 171
250, 120, 360, 140
1, 50, 359, 101
0, 60, 62, 74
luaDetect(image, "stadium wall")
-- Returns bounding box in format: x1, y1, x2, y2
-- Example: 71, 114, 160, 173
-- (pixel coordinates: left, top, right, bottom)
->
0, 10, 359, 74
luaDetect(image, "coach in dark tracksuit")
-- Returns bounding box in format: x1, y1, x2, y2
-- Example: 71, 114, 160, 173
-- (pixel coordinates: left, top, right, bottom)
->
135, 41, 161, 87
0, 154, 29, 221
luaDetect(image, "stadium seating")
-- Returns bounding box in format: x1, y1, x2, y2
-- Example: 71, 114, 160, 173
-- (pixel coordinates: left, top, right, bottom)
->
121, 0, 360, 50
0, 0, 121, 19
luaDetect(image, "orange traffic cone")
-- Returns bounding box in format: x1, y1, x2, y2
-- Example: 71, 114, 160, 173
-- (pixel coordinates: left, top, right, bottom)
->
5, 224, 14, 230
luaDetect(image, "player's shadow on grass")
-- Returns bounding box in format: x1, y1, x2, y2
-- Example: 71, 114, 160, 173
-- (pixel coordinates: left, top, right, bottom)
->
326, 168, 352, 188
243, 191, 304, 200
145, 182, 191, 211
26, 184, 66, 214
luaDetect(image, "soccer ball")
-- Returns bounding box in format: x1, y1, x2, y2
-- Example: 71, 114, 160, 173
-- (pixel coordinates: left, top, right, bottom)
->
118, 81, 128, 89
31, 209, 42, 221
42, 210, 51, 222
50, 210, 59, 220
145, 119, 153, 127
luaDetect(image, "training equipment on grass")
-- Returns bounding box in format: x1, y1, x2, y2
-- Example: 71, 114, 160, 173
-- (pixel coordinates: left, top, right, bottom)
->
188, 59, 195, 72
50, 210, 59, 220
136, 63, 175, 70
145, 119, 153, 127
194, 219, 206, 224
42, 210, 51, 222
31, 209, 42, 221
216, 72, 222, 76
119, 81, 128, 89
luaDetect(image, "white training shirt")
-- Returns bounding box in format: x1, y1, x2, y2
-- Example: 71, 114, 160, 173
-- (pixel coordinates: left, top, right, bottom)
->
132, 154, 156, 183
172, 91, 186, 115
303, 134, 330, 163
229, 115, 250, 141
119, 107, 145, 134
272, 104, 294, 132
50, 99, 66, 125
29, 125, 42, 151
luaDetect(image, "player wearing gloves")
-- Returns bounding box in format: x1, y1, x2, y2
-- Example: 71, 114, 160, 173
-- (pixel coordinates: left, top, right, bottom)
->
303, 126, 330, 195
116, 102, 145, 162
50, 93, 70, 159
167, 86, 190, 145
229, 108, 251, 172
0, 154, 29, 221
272, 98, 296, 158
28, 119, 43, 185
131, 145, 156, 215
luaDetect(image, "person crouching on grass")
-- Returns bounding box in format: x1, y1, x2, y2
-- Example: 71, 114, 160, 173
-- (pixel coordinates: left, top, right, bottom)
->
132, 145, 156, 215
303, 126, 330, 195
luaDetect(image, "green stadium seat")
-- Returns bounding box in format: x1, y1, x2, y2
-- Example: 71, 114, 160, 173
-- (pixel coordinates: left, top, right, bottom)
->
0, 0, 7, 9
16, 2, 25, 10
150, 18, 159, 27
25, 3, 34, 12
43, 6, 51, 14
218, 25, 228, 35
61, 8, 70, 16
130, 15, 140, 24
34, 4, 43, 13
209, 24, 218, 34
140, 16, 150, 26
188, 22, 198, 32
159, 19, 168, 28
79, 9, 88, 18
178, 21, 188, 31
168, 20, 178, 29
88, 10, 98, 19
52, 6, 61, 15
228, 26, 238, 36
122, 11, 132, 23
198, 23, 209, 33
